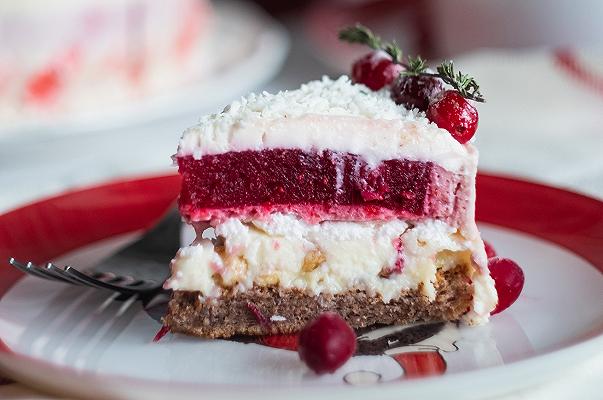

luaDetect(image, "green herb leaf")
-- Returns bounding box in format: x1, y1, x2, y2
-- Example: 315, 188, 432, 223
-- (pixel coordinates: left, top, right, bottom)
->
338, 24, 403, 63
383, 41, 403, 64
436, 61, 485, 102
402, 55, 427, 76
338, 24, 382, 50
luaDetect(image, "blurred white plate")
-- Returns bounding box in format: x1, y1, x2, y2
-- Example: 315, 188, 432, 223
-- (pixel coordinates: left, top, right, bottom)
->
0, 1, 289, 138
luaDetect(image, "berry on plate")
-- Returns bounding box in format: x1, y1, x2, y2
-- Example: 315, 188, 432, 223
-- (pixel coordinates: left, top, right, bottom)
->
484, 240, 497, 259
298, 312, 356, 374
488, 257, 525, 315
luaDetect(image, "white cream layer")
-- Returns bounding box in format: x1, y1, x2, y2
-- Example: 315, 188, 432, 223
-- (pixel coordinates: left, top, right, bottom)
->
177, 76, 476, 173
165, 214, 497, 323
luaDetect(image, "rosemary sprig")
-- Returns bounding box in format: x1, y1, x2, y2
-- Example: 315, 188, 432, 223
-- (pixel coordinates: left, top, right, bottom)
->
382, 41, 403, 65
436, 61, 484, 102
338, 25, 485, 102
403, 55, 428, 75
338, 24, 403, 64
338, 24, 382, 50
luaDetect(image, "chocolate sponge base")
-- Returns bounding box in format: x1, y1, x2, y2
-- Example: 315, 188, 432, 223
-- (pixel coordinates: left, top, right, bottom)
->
163, 268, 472, 339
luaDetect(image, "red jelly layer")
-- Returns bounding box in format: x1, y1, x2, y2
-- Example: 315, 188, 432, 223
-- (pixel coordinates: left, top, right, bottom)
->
178, 149, 469, 224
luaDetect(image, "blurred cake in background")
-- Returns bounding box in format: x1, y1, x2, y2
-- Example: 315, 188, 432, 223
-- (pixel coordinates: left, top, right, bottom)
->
0, 0, 211, 124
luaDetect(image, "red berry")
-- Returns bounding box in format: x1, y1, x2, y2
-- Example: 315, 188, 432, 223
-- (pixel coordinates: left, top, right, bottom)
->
489, 257, 525, 315
426, 90, 478, 143
298, 312, 356, 374
391, 75, 443, 111
484, 240, 497, 259
351, 51, 403, 91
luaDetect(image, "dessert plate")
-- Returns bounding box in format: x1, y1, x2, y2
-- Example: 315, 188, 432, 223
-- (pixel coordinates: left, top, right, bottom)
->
0, 173, 602, 400
0, 1, 289, 138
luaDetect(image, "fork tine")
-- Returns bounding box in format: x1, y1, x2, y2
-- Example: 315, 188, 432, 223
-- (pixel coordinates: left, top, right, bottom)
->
121, 279, 159, 291
63, 265, 136, 295
8, 258, 57, 281
27, 262, 77, 284
44, 262, 86, 285
103, 275, 130, 284
9, 258, 160, 295
67, 267, 159, 293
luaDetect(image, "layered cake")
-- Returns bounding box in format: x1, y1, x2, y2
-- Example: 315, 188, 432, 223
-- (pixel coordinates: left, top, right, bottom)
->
0, 0, 210, 124
163, 74, 498, 338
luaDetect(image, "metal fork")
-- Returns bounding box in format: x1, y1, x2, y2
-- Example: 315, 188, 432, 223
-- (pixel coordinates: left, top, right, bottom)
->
8, 259, 161, 296
7, 207, 181, 300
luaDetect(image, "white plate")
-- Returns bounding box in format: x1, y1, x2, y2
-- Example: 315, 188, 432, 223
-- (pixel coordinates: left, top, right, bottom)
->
0, 173, 602, 399
0, 1, 289, 138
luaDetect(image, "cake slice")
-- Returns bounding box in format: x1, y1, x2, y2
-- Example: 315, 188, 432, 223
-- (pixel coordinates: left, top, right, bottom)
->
163, 76, 497, 338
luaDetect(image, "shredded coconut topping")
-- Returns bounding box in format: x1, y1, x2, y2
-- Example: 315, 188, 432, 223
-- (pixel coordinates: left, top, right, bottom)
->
177, 76, 475, 172
216, 76, 425, 121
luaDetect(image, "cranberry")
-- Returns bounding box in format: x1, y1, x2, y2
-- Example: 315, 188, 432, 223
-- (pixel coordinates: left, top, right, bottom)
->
426, 90, 478, 144
298, 312, 356, 374
391, 75, 443, 111
351, 51, 403, 90
488, 257, 525, 315
484, 241, 497, 259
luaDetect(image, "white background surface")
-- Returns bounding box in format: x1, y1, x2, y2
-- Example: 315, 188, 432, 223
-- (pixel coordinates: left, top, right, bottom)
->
1, 16, 602, 400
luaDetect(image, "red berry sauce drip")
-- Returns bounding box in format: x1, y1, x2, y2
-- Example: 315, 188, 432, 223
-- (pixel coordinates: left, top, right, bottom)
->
489, 257, 525, 315
259, 334, 299, 351
245, 301, 272, 330
380, 237, 405, 278
393, 238, 405, 272
484, 240, 497, 259
298, 312, 356, 374
426, 90, 479, 144
351, 51, 403, 90
391, 75, 443, 112
153, 325, 171, 342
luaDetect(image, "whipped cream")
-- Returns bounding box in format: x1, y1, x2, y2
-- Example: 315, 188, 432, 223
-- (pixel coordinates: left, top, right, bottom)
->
165, 214, 497, 323
177, 76, 476, 173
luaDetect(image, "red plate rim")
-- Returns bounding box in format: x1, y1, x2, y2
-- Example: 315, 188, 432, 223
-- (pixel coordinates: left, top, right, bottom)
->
0, 171, 602, 395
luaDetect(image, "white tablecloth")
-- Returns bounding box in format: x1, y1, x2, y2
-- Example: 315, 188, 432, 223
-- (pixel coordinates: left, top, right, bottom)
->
1, 48, 602, 399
